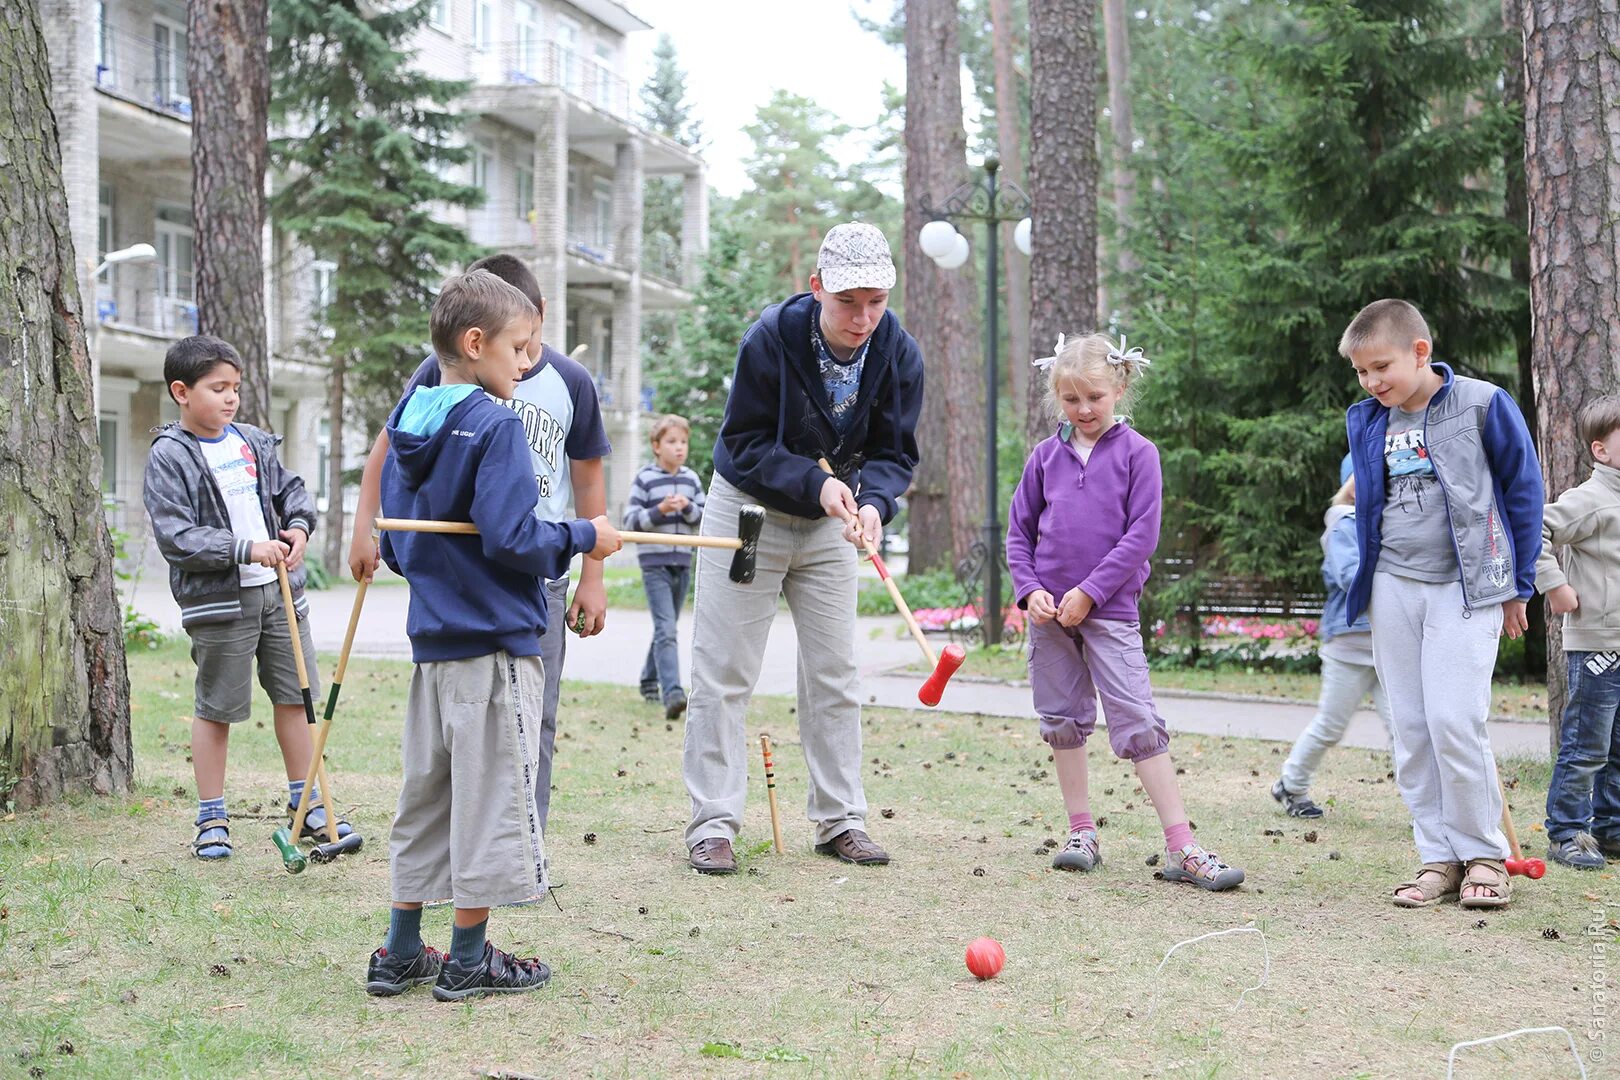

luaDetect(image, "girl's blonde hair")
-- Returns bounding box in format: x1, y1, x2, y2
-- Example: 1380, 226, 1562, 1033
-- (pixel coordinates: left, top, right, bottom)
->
1040, 333, 1151, 420
1332, 475, 1355, 506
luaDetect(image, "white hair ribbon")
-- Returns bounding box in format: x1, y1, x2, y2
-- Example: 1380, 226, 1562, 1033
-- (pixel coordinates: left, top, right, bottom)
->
1108, 335, 1149, 370
1032, 333, 1065, 370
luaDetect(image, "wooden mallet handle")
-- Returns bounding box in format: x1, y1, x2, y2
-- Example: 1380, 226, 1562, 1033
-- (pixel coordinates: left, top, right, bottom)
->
1497, 773, 1546, 879
376, 517, 741, 549
276, 563, 342, 847
761, 734, 784, 855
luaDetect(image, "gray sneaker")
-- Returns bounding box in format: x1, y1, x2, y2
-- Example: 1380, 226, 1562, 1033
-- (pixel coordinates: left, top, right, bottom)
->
1052, 829, 1101, 871
1162, 843, 1245, 891
1549, 832, 1606, 870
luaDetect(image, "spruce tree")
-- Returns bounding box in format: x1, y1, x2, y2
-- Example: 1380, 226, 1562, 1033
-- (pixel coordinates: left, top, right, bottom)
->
268, 0, 481, 570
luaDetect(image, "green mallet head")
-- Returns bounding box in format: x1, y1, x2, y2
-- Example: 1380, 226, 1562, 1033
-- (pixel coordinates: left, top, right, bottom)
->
271, 827, 307, 874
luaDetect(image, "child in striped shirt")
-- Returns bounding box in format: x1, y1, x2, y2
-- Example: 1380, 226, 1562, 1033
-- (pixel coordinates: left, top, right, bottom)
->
623, 414, 706, 718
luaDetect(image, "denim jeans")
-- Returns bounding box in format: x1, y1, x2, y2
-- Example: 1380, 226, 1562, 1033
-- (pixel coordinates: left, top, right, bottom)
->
639, 563, 691, 703
1545, 651, 1620, 843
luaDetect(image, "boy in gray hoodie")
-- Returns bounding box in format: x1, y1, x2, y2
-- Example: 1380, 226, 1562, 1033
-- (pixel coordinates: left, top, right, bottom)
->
1535, 396, 1620, 869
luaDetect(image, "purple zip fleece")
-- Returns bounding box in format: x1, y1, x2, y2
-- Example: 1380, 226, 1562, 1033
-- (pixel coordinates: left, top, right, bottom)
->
1006, 422, 1163, 621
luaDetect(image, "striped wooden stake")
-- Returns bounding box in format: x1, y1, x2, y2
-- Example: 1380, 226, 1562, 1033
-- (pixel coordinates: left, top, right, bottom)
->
761, 734, 784, 854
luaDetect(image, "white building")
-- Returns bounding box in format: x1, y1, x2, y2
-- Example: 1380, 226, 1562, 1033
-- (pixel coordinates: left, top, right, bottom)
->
44, 0, 707, 550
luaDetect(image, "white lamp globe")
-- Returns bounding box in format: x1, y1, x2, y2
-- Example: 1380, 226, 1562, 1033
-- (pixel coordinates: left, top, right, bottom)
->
934, 231, 971, 270
918, 219, 958, 260
1013, 216, 1032, 256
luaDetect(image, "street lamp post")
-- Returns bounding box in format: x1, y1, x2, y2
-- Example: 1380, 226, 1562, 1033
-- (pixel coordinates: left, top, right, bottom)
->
918, 159, 1032, 647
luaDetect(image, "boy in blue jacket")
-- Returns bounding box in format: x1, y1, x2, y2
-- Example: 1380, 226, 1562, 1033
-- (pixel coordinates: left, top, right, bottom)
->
682, 223, 923, 874
1341, 299, 1543, 911
365, 270, 620, 1000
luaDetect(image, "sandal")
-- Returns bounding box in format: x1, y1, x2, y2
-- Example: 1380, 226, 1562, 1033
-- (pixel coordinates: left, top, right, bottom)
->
290, 799, 353, 842
1392, 861, 1461, 908
1458, 858, 1511, 909
192, 818, 232, 860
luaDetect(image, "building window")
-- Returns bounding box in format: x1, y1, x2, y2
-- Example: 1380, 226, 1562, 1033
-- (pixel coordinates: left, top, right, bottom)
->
154, 204, 194, 302
151, 17, 189, 112
311, 260, 336, 335
99, 415, 118, 496
557, 17, 580, 91
592, 176, 613, 250
97, 183, 113, 262
514, 166, 533, 222
472, 141, 494, 193
315, 418, 331, 510
471, 0, 493, 50
513, 1, 539, 78
593, 42, 615, 111
429, 0, 450, 32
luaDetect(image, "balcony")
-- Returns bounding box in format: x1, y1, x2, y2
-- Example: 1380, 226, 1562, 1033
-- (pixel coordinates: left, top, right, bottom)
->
486, 40, 631, 122
95, 268, 198, 339
94, 26, 192, 123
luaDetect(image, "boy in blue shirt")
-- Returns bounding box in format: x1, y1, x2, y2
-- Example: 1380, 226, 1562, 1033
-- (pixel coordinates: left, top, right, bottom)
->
365, 270, 620, 999
1341, 299, 1543, 911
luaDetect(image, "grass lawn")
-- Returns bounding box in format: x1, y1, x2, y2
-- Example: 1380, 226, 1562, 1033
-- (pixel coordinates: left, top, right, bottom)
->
1, 641, 1612, 1078
916, 643, 1557, 722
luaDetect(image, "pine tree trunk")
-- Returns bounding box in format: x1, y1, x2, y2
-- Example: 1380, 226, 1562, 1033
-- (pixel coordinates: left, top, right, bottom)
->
189, 0, 271, 428
904, 0, 985, 571
0, 0, 133, 808
323, 352, 347, 576
1502, 0, 1546, 684
1521, 0, 1620, 758
989, 0, 1032, 421
1101, 0, 1137, 316
1027, 0, 1100, 446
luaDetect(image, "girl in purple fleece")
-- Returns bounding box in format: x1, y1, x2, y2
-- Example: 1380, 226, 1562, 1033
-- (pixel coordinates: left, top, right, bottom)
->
1006, 334, 1245, 891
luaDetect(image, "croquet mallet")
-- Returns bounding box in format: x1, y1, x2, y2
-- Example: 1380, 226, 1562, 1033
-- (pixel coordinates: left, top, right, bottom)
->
269, 561, 363, 871
1497, 773, 1546, 879
816, 459, 965, 706
374, 507, 766, 584
761, 734, 784, 854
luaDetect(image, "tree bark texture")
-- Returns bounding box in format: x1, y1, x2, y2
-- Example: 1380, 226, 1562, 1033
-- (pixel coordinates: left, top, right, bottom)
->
189, 0, 272, 428
1521, 0, 1620, 757
1027, 0, 1101, 446
904, 0, 985, 572
1101, 0, 1137, 314
0, 0, 133, 808
989, 0, 1032, 418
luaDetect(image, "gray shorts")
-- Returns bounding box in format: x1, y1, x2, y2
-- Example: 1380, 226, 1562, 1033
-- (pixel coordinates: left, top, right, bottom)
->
185, 581, 319, 723
389, 651, 550, 909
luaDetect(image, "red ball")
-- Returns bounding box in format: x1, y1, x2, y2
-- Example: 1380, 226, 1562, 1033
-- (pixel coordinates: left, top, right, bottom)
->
965, 936, 1005, 980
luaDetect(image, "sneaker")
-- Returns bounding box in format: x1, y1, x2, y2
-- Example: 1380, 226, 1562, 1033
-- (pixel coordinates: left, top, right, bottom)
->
365, 944, 443, 996
1548, 832, 1607, 870
1594, 833, 1620, 859
432, 942, 552, 1001
640, 685, 661, 704
1052, 829, 1101, 872
1162, 843, 1245, 891
664, 690, 688, 720
1271, 779, 1323, 819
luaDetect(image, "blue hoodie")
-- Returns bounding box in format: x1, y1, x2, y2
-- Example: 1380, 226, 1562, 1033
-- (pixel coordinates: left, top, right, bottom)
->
712, 292, 924, 522
380, 386, 597, 662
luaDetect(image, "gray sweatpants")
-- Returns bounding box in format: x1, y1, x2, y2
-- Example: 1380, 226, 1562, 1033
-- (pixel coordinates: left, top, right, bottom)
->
682, 474, 866, 848
390, 652, 549, 908
1370, 572, 1509, 863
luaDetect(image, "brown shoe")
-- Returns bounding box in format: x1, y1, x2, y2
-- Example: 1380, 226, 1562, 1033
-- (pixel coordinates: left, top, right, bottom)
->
688, 837, 737, 874
814, 828, 890, 865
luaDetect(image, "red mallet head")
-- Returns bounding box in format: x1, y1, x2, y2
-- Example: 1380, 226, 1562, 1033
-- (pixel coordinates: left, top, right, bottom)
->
1505, 856, 1546, 879
965, 937, 1005, 980
918, 644, 966, 707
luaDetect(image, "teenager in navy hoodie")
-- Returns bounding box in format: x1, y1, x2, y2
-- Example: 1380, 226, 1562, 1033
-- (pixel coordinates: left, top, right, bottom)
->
682, 223, 923, 875
365, 270, 620, 1002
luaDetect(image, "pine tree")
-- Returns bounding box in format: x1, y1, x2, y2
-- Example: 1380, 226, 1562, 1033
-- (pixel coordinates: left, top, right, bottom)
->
639, 33, 702, 148
268, 0, 482, 572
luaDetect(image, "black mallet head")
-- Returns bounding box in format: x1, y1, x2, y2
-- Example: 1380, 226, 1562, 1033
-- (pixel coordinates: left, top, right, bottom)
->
729, 505, 766, 584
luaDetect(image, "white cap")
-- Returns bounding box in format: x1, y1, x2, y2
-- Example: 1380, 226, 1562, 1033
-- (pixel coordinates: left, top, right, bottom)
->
815, 223, 897, 293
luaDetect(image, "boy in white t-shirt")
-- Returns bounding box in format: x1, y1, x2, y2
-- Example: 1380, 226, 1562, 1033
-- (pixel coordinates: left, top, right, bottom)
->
143, 335, 355, 860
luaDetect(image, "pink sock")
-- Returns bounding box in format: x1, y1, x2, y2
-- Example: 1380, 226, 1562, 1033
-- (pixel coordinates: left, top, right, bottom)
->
1163, 821, 1195, 851
1069, 812, 1095, 834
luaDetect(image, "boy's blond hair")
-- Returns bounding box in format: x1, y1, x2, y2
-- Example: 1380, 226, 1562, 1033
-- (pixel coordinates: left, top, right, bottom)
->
1041, 333, 1150, 420
1332, 476, 1356, 507
1579, 395, 1620, 453
430, 269, 536, 364
649, 414, 690, 446
1338, 299, 1432, 358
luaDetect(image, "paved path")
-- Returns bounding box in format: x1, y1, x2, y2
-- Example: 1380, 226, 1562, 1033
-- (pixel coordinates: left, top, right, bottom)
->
124, 577, 1550, 758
